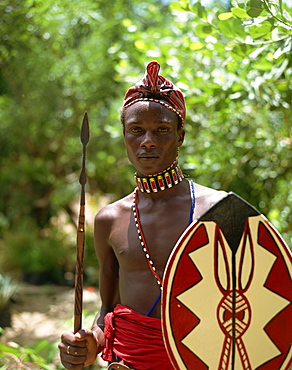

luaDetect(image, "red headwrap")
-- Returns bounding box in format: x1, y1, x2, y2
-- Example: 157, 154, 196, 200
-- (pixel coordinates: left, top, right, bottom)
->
123, 61, 186, 125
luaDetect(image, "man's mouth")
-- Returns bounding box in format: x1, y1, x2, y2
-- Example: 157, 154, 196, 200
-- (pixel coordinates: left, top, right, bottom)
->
138, 154, 159, 160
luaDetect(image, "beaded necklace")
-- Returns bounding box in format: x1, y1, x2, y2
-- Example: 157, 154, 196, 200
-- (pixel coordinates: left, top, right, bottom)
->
132, 179, 195, 290
132, 180, 196, 315
132, 188, 163, 290
135, 161, 184, 193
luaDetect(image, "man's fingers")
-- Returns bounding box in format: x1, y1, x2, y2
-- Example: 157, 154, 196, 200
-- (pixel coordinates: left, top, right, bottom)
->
60, 332, 87, 347
59, 351, 87, 369
61, 359, 86, 370
75, 328, 94, 341
58, 342, 88, 356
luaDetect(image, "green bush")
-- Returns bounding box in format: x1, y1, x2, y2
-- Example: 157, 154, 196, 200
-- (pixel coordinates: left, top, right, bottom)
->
0, 221, 74, 284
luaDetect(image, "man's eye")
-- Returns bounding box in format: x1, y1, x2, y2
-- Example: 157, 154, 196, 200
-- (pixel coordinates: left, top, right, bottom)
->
130, 127, 143, 133
157, 127, 169, 133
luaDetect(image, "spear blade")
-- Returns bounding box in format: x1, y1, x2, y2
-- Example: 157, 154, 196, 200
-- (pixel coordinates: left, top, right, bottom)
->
81, 112, 90, 147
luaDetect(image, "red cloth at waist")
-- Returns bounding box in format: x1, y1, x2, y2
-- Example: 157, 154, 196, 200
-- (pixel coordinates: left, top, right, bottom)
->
102, 304, 174, 370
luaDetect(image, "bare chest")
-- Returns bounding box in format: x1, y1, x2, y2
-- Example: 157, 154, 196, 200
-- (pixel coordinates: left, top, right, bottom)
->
109, 198, 191, 273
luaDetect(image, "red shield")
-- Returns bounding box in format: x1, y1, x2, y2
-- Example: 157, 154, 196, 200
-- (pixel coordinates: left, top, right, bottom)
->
162, 193, 292, 370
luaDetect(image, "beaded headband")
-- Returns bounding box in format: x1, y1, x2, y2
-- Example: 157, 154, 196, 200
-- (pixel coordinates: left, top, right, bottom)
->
123, 61, 186, 126
123, 97, 184, 123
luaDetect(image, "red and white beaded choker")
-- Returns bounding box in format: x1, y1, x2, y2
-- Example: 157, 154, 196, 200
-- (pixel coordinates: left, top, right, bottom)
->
134, 161, 184, 193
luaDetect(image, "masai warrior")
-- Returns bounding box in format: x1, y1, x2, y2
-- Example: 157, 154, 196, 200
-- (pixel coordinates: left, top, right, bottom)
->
59, 61, 226, 370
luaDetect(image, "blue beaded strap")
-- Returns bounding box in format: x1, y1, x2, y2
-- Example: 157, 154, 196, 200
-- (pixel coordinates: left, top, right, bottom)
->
188, 180, 196, 225
146, 180, 196, 316
146, 291, 162, 316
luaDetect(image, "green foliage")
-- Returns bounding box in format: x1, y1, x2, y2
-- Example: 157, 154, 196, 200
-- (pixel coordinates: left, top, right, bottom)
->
168, 0, 292, 245
0, 340, 60, 369
0, 309, 99, 369
1, 226, 70, 280
0, 0, 291, 281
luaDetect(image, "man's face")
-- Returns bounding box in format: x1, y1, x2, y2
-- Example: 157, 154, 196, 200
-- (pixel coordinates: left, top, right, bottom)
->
123, 101, 185, 177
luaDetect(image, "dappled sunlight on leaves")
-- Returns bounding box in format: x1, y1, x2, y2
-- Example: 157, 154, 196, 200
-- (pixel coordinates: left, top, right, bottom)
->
0, 0, 291, 285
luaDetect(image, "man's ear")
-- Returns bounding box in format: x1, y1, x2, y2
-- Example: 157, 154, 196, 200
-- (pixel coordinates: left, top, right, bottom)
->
178, 129, 185, 147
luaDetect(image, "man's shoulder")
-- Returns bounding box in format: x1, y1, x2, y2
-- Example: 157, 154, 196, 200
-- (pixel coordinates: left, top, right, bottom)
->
94, 192, 134, 224
195, 183, 227, 200
193, 182, 227, 218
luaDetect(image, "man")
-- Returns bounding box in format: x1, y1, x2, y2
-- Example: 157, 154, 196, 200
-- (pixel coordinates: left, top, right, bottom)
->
59, 61, 226, 370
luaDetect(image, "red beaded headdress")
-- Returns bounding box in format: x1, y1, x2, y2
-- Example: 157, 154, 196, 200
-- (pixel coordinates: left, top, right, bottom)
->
123, 61, 186, 126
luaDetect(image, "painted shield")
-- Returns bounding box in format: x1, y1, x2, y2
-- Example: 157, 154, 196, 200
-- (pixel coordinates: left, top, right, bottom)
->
162, 192, 292, 370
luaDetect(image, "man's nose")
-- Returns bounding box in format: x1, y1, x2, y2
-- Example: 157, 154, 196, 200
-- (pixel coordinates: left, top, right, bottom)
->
140, 130, 156, 148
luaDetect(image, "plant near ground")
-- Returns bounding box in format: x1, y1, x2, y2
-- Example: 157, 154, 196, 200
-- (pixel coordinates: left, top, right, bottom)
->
0, 275, 17, 312
0, 310, 102, 370
0, 340, 58, 370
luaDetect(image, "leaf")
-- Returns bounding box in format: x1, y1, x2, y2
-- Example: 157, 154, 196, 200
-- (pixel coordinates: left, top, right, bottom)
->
231, 43, 249, 58
217, 18, 245, 38
273, 39, 292, 59
283, 9, 292, 22
191, 2, 207, 19
217, 19, 235, 37
170, 1, 190, 12
195, 23, 215, 38
170, 1, 185, 12
253, 57, 273, 70
248, 44, 270, 58
247, 20, 272, 38
190, 41, 204, 50
267, 0, 282, 7
231, 7, 249, 19
218, 12, 233, 20
247, 0, 264, 17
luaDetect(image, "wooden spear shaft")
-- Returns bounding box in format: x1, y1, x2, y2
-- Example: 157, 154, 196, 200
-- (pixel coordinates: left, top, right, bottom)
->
74, 112, 90, 333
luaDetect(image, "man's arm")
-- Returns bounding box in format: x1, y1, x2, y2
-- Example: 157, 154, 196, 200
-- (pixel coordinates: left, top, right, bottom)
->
92, 205, 120, 329
58, 204, 120, 370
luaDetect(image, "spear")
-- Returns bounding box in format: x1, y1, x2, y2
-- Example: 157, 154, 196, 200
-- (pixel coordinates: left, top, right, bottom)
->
74, 112, 89, 333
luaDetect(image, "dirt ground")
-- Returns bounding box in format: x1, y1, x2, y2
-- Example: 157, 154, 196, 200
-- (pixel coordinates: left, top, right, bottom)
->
0, 282, 108, 369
